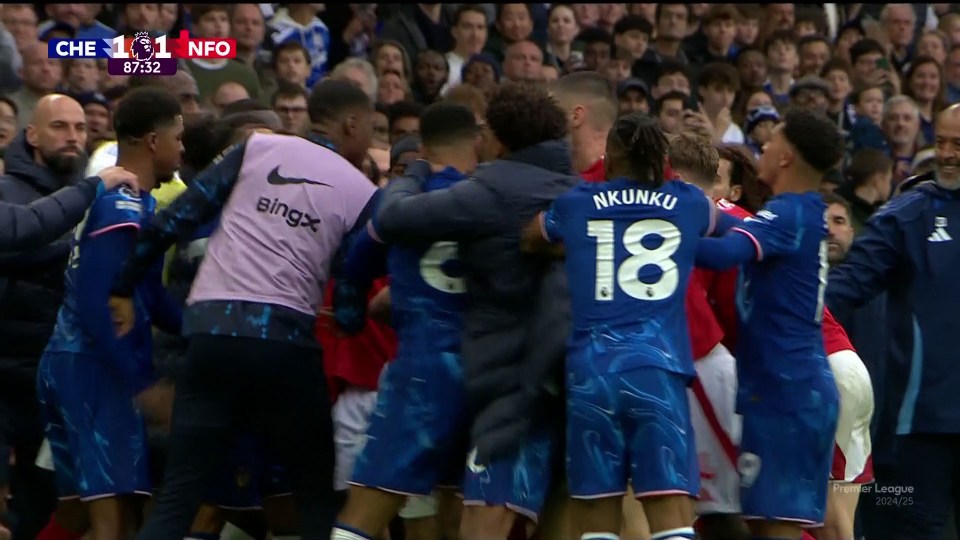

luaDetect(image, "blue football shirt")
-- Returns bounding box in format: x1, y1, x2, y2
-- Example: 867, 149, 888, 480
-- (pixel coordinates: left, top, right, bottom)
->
373, 167, 468, 353
730, 192, 839, 411
541, 177, 714, 376
45, 185, 159, 385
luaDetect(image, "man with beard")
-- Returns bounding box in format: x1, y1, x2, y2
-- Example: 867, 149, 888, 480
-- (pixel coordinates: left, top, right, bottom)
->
36, 87, 184, 540
827, 104, 960, 540
0, 93, 91, 540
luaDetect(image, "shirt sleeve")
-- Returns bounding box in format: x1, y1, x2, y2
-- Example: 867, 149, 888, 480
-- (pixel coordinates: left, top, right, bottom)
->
0, 176, 99, 250
111, 142, 247, 298
694, 233, 758, 270
375, 173, 503, 244
729, 198, 801, 261
540, 202, 564, 243
86, 186, 145, 237
826, 204, 903, 319
143, 256, 183, 336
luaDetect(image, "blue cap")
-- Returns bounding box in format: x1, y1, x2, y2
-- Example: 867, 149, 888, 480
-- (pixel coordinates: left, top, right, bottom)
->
462, 52, 502, 83
745, 105, 780, 134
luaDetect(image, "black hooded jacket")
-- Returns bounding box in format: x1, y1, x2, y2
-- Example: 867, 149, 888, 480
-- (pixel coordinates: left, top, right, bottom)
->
0, 132, 88, 365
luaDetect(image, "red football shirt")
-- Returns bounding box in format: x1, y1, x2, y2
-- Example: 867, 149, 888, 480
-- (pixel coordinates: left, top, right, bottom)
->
581, 156, 605, 182
705, 199, 854, 355
316, 277, 397, 402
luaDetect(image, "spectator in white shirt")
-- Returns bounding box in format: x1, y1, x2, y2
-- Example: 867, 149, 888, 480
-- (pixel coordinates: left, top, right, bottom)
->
697, 62, 745, 144
446, 5, 488, 90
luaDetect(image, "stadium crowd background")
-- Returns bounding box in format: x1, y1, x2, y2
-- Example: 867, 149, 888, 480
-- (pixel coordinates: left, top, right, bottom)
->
1, 2, 959, 540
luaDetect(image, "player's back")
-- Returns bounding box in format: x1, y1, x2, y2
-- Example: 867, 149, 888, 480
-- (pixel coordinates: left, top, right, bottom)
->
553, 177, 712, 376
732, 192, 836, 410
46, 185, 156, 356
387, 167, 467, 353
188, 133, 376, 317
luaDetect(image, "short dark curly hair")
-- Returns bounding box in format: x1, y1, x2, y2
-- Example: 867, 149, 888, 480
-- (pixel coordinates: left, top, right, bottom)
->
485, 82, 567, 153
781, 109, 844, 173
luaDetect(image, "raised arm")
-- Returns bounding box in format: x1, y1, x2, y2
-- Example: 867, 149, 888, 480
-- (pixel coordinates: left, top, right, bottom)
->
826, 209, 902, 320
0, 167, 137, 251
111, 142, 247, 298
520, 211, 566, 258
375, 161, 503, 244
695, 233, 758, 270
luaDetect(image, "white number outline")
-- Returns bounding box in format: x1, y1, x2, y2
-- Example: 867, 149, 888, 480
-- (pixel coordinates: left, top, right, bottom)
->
815, 239, 829, 323
586, 219, 681, 302
419, 241, 466, 294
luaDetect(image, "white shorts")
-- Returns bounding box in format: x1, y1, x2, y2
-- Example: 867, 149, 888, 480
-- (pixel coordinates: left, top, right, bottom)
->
333, 387, 379, 492
35, 438, 54, 471
688, 343, 742, 515
827, 350, 874, 484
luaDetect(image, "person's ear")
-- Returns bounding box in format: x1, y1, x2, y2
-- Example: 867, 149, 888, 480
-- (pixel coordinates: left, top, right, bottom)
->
25, 124, 38, 148
343, 113, 358, 140
730, 184, 743, 202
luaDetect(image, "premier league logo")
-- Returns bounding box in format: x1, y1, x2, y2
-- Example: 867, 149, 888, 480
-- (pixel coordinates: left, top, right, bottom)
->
130, 31, 154, 62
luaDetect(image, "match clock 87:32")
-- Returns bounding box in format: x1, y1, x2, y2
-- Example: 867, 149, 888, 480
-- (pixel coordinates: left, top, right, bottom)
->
107, 58, 178, 76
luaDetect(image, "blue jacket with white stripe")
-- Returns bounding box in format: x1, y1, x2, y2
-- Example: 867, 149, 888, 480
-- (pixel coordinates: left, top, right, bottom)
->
827, 179, 960, 435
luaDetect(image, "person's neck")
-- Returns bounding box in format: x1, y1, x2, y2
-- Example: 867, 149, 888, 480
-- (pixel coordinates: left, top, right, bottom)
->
571, 126, 608, 173
767, 71, 793, 93
193, 57, 227, 67
549, 40, 572, 60
918, 100, 933, 119
891, 141, 914, 157
892, 44, 908, 58
674, 167, 713, 192
288, 5, 316, 26
827, 98, 844, 114
777, 168, 820, 194
656, 37, 681, 57
424, 145, 473, 173
706, 42, 729, 58
854, 183, 882, 205
236, 46, 256, 65
419, 4, 442, 23
116, 153, 157, 193
936, 173, 960, 190
310, 123, 339, 147
453, 43, 475, 59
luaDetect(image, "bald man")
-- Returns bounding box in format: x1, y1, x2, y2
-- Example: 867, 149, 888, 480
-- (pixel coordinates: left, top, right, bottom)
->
827, 104, 960, 540
0, 93, 93, 540
212, 81, 251, 114
550, 71, 618, 181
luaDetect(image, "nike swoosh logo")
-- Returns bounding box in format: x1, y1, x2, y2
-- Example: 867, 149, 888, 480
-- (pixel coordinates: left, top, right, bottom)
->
267, 166, 333, 187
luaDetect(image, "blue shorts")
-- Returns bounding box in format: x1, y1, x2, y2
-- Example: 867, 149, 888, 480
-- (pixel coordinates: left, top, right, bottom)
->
208, 433, 292, 510
350, 350, 467, 496
37, 352, 152, 500
739, 402, 839, 525
462, 427, 555, 521
566, 363, 699, 500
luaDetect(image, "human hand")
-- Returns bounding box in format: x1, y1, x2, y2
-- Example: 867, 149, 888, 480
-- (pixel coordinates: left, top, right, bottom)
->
97, 166, 138, 191
109, 295, 136, 337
